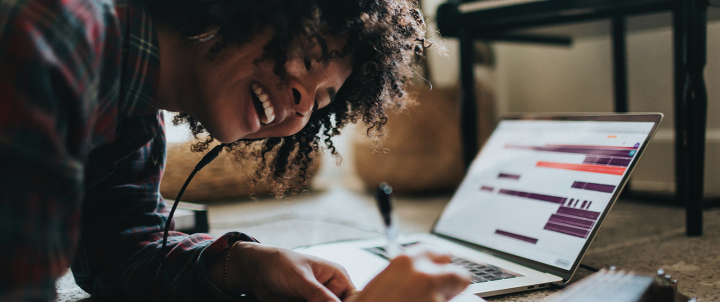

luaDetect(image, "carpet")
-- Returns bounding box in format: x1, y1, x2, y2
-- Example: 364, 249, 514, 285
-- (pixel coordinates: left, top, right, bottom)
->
55, 192, 720, 301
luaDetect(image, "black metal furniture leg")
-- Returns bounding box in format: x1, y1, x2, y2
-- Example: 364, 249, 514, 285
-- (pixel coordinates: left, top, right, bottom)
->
612, 17, 628, 113
612, 16, 631, 192
459, 28, 479, 169
673, 0, 708, 236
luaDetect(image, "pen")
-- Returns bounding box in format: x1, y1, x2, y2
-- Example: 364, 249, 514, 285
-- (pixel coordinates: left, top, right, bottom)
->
376, 182, 401, 259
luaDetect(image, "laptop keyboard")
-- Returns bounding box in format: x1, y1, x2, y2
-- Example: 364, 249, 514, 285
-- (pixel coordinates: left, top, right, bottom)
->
450, 256, 523, 283
364, 243, 522, 284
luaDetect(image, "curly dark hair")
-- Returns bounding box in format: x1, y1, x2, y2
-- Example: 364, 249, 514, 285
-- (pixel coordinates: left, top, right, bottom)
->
144, 0, 430, 195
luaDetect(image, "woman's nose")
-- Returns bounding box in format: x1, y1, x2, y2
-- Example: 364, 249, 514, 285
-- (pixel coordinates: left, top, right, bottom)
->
289, 81, 315, 117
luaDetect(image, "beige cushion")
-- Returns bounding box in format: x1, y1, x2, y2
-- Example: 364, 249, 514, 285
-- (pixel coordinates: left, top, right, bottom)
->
353, 83, 495, 194
161, 142, 320, 202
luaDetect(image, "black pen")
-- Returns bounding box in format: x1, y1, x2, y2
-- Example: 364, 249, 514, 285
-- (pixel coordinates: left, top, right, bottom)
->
376, 182, 400, 259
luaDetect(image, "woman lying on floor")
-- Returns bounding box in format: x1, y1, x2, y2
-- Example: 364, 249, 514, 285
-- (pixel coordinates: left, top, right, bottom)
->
0, 0, 470, 300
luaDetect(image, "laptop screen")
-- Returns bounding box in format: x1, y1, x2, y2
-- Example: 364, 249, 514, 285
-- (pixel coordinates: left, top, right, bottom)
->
433, 117, 658, 271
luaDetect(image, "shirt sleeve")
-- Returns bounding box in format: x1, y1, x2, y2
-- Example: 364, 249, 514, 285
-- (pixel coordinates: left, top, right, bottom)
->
0, 0, 118, 300
0, 0, 253, 300
70, 116, 257, 301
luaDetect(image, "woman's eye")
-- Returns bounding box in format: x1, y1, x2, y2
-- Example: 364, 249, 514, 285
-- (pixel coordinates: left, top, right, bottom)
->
304, 58, 312, 71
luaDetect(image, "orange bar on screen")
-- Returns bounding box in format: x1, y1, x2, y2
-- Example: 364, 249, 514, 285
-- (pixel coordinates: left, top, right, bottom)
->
536, 161, 626, 175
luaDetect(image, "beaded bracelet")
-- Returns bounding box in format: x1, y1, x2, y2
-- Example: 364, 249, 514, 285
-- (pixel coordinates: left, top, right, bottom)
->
224, 241, 241, 292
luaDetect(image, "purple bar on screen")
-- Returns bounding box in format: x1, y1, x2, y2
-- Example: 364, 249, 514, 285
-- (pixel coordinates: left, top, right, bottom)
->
581, 200, 587, 208
549, 214, 594, 228
544, 222, 589, 238
506, 146, 634, 158
586, 201, 592, 209
557, 207, 601, 220
494, 229, 538, 244
609, 158, 631, 167
498, 173, 521, 180
571, 181, 616, 193
498, 189, 567, 204
583, 156, 598, 164
585, 183, 615, 193
480, 186, 494, 192
595, 157, 611, 165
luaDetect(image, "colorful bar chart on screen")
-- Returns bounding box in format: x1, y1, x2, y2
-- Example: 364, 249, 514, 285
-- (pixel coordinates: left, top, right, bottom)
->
433, 120, 656, 270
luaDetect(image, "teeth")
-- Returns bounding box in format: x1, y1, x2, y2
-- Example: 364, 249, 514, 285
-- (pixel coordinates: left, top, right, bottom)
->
251, 82, 276, 124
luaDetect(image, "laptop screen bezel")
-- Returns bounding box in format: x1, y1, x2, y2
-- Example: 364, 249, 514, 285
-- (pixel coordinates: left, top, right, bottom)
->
430, 113, 663, 282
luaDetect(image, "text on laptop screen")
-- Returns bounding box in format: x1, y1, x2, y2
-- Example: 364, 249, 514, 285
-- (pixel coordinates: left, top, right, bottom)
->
434, 120, 655, 270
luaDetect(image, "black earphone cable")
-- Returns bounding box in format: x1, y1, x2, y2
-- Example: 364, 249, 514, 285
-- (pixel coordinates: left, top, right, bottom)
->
155, 143, 226, 294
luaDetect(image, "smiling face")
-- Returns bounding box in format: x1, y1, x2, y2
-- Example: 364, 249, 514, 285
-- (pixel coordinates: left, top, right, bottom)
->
151, 0, 428, 194
165, 30, 353, 143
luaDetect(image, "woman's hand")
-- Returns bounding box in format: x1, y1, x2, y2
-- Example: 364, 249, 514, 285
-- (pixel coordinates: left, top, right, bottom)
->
344, 249, 472, 302
208, 242, 357, 302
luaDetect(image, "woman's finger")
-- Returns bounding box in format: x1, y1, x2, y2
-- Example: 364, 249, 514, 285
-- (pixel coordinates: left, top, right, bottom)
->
297, 276, 342, 302
411, 256, 472, 300
435, 270, 473, 300
308, 258, 356, 299
323, 266, 357, 299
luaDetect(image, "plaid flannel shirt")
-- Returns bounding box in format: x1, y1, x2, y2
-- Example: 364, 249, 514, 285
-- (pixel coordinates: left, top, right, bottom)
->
0, 0, 251, 300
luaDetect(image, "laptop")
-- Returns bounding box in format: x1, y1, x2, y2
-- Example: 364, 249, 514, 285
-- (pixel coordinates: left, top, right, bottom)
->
295, 113, 663, 299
